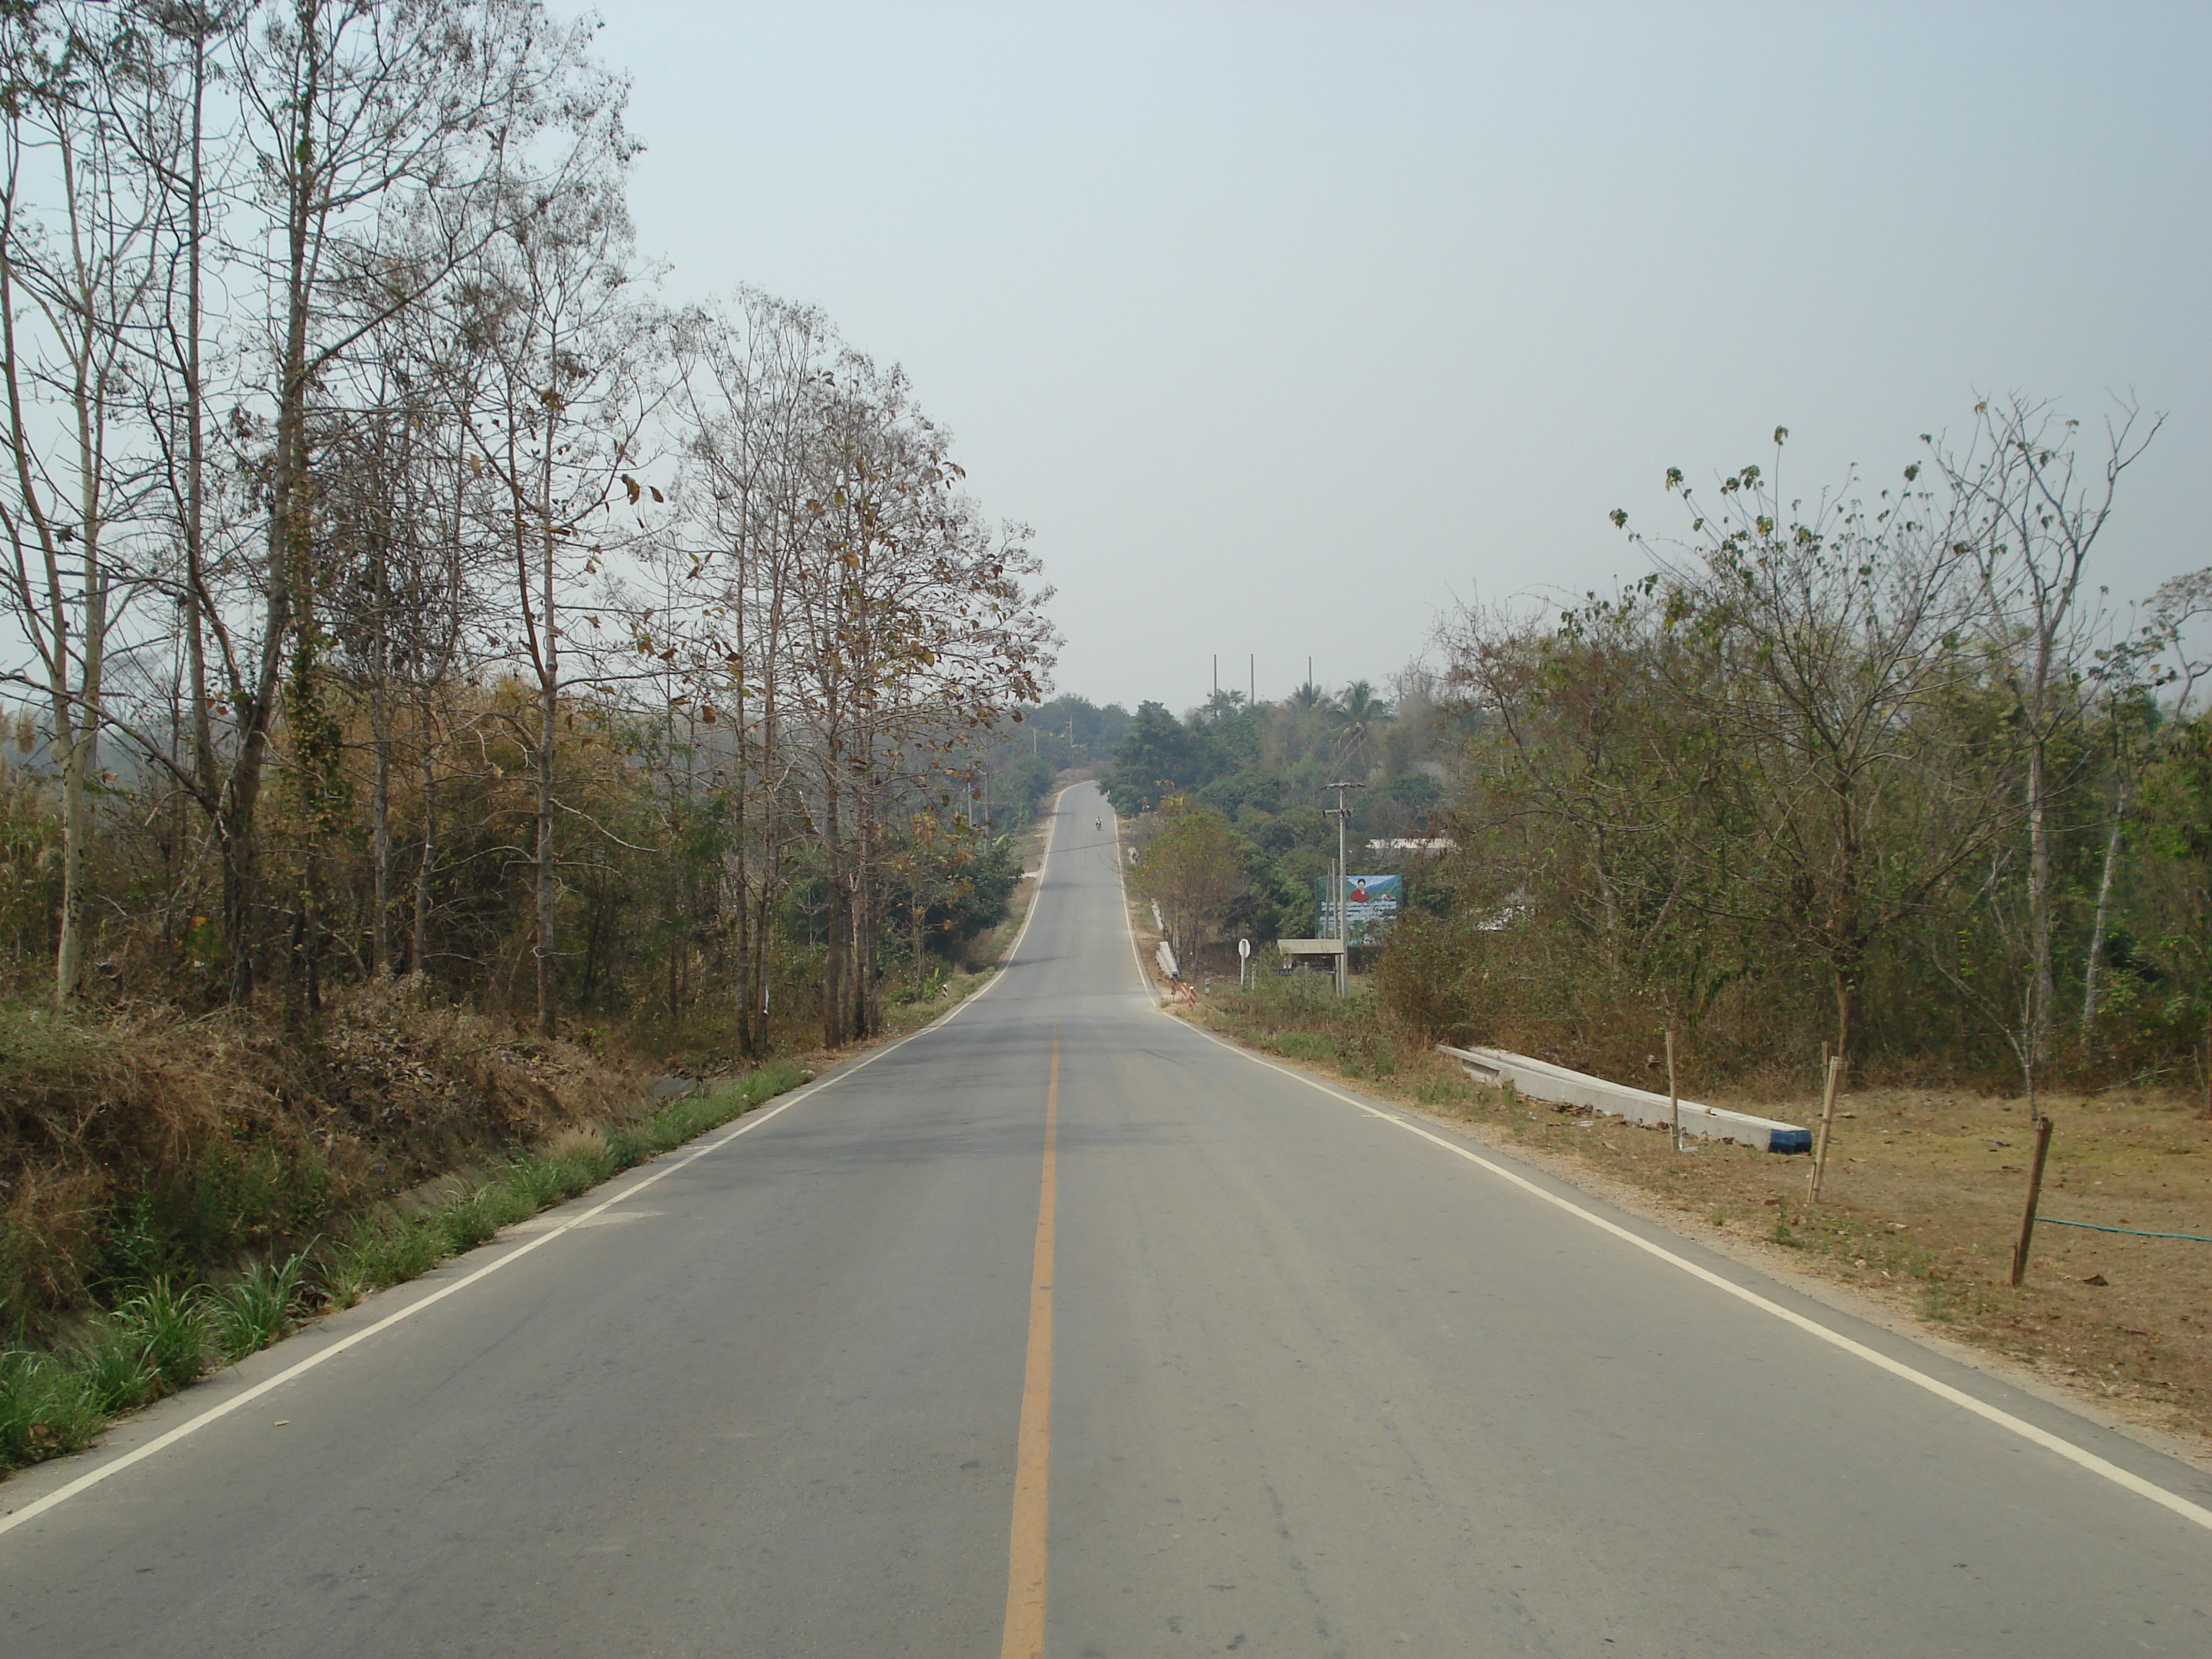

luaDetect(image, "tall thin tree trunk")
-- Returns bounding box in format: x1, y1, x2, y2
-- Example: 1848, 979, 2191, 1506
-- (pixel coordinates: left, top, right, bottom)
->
412, 712, 437, 975
371, 704, 392, 975
228, 14, 322, 1007
848, 788, 868, 1040
822, 773, 846, 1048
368, 500, 392, 976
181, 28, 215, 801
2080, 778, 2131, 1033
2025, 737, 2055, 1078
536, 508, 558, 1037
52, 694, 90, 1006
59, 225, 111, 1006
730, 688, 755, 1058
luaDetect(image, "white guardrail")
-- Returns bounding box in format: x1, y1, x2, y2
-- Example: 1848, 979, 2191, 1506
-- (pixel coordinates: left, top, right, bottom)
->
1437, 1044, 1812, 1154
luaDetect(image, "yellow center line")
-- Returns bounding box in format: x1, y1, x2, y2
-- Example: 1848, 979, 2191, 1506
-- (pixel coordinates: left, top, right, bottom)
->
1000, 1020, 1058, 1659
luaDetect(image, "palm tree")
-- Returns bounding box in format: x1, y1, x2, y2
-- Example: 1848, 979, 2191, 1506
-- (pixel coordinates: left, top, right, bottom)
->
1331, 680, 1393, 773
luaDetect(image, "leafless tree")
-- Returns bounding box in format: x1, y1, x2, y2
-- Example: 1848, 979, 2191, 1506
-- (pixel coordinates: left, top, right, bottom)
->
0, 6, 171, 1007
1935, 395, 2162, 1110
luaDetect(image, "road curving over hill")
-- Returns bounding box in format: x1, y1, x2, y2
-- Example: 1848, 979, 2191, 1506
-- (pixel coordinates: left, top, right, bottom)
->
4, 780, 2208, 1657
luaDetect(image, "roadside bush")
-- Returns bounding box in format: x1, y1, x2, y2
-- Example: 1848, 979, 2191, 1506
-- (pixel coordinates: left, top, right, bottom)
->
0, 979, 652, 1332
208, 1256, 307, 1363
1371, 912, 1480, 1046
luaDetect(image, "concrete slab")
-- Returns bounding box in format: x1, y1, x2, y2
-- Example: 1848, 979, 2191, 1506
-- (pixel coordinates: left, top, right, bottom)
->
1437, 1043, 1812, 1154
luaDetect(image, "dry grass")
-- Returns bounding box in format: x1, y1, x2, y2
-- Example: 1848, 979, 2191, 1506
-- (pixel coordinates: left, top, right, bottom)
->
1722, 1083, 2212, 1428
541, 1123, 611, 1166
0, 976, 648, 1333
1180, 975, 2212, 1452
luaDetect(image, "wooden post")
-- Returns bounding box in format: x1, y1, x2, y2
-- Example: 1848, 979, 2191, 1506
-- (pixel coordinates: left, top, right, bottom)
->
2010, 1113, 2056, 1287
1665, 1028, 1681, 1150
1807, 1055, 1844, 1203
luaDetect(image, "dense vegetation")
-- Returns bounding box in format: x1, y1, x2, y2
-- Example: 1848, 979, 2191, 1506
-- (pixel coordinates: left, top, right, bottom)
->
0, 2, 1058, 1353
1116, 413, 2211, 1109
0, 2, 1057, 1048
1105, 677, 1456, 949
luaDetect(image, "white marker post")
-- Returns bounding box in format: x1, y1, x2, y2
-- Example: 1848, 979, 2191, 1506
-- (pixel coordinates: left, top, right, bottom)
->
1238, 935, 1251, 989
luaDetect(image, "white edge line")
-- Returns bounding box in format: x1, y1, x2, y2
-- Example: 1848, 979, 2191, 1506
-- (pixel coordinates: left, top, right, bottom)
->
2, 1089, 797, 1536
0, 788, 1080, 1540
1106, 796, 1159, 1003
1168, 1013, 2212, 1535
956, 781, 1064, 1012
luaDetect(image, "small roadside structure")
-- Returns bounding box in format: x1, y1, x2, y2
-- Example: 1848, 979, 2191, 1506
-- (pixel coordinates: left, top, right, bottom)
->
1437, 1044, 1812, 1154
1275, 938, 1347, 974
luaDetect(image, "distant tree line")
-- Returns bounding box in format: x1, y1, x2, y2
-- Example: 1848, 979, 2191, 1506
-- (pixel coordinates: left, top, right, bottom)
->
1105, 678, 1457, 955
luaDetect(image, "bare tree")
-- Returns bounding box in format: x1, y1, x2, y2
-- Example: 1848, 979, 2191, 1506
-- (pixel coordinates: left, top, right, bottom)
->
1936, 395, 2162, 1110
781, 354, 1051, 1043
461, 166, 662, 1035
0, 7, 169, 1007
197, 0, 622, 1004
666, 291, 832, 1056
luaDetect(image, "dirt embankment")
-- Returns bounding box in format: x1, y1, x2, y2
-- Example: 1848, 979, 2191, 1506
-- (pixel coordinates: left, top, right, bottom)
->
0, 976, 648, 1334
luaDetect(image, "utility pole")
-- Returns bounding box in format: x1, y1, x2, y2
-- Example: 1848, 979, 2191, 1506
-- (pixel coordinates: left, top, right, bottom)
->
1249, 654, 1254, 708
1323, 779, 1364, 997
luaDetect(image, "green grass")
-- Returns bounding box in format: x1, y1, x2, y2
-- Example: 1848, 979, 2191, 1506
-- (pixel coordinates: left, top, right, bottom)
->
1776, 1209, 1943, 1282
0, 1002, 119, 1080
0, 1349, 104, 1465
114, 1280, 211, 1394
315, 1061, 809, 1312
0, 1060, 807, 1478
92, 1145, 338, 1298
207, 1254, 307, 1364
1411, 1075, 1478, 1110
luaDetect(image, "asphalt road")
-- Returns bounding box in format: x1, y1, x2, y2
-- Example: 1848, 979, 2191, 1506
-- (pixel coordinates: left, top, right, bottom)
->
4, 779, 2208, 1657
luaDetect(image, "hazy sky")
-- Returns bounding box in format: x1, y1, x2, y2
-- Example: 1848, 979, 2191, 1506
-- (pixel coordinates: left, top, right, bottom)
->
595, 0, 2211, 711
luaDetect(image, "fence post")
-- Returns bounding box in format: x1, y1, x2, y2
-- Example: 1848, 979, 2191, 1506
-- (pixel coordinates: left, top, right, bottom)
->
1807, 1055, 1845, 1203
1665, 1028, 1680, 1150
2010, 1113, 2056, 1287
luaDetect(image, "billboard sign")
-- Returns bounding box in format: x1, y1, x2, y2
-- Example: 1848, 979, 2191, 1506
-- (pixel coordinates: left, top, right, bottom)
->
1317, 873, 1403, 944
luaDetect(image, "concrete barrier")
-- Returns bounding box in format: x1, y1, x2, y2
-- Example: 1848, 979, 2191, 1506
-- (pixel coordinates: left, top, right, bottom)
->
1436, 1044, 1812, 1154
